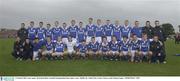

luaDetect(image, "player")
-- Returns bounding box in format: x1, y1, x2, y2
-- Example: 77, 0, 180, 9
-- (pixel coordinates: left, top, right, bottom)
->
32, 38, 43, 61
36, 22, 46, 45
52, 21, 61, 45
129, 34, 141, 62
68, 20, 78, 43
108, 36, 119, 61
77, 22, 86, 43
42, 37, 53, 60
27, 21, 36, 43
121, 20, 132, 39
52, 37, 67, 60
95, 19, 104, 43
99, 36, 109, 60
104, 20, 113, 42
131, 21, 142, 40
86, 18, 96, 43
139, 34, 151, 62
76, 40, 88, 59
66, 36, 76, 60
112, 20, 121, 41
45, 23, 53, 39
60, 22, 69, 44
87, 37, 100, 59
119, 36, 130, 61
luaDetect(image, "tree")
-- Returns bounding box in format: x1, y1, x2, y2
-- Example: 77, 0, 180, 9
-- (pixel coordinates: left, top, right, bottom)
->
161, 23, 175, 36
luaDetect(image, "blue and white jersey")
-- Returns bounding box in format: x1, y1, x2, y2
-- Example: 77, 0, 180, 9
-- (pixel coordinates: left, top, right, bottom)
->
36, 27, 46, 40
109, 41, 119, 51
77, 44, 88, 53
95, 25, 104, 37
77, 27, 86, 43
129, 40, 141, 51
45, 28, 53, 38
68, 25, 78, 38
45, 41, 53, 51
52, 27, 61, 41
131, 26, 142, 38
54, 42, 66, 52
121, 25, 132, 38
86, 24, 96, 37
112, 25, 121, 41
32, 42, 42, 51
140, 39, 150, 52
119, 41, 130, 51
27, 27, 36, 40
100, 42, 109, 52
88, 42, 99, 52
104, 24, 113, 36
60, 27, 69, 38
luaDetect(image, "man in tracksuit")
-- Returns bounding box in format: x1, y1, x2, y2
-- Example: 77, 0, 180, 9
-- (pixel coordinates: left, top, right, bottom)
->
153, 20, 167, 63
142, 21, 154, 41
150, 35, 164, 63
12, 37, 24, 60
17, 23, 28, 43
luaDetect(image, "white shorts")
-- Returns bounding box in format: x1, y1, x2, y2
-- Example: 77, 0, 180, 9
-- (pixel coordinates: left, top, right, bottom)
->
96, 37, 102, 43
107, 36, 111, 42
142, 51, 148, 56
33, 51, 39, 59
62, 38, 68, 44
67, 50, 74, 54
149, 39, 153, 42
137, 38, 142, 40
86, 36, 92, 43
111, 51, 119, 55
43, 50, 53, 55
80, 53, 86, 57
72, 38, 77, 43
54, 52, 64, 56
122, 51, 128, 55
130, 50, 137, 57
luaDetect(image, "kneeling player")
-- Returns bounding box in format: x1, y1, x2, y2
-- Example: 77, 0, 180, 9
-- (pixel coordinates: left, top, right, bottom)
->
52, 37, 67, 60
119, 36, 130, 61
139, 34, 152, 62
42, 37, 53, 60
129, 34, 141, 62
99, 36, 109, 60
109, 36, 120, 61
66, 36, 76, 59
76, 40, 88, 59
87, 37, 100, 59
32, 38, 43, 61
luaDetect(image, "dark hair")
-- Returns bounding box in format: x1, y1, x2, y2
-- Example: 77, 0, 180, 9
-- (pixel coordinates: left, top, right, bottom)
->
89, 18, 93, 20
30, 21, 34, 23
155, 20, 159, 22
39, 22, 43, 24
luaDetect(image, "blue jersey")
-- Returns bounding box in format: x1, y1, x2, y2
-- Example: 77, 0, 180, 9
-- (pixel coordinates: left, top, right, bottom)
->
86, 24, 95, 37
129, 40, 141, 50
109, 41, 119, 51
45, 28, 53, 38
54, 42, 66, 52
131, 27, 142, 38
68, 25, 78, 38
104, 24, 113, 36
77, 27, 86, 43
77, 44, 88, 53
95, 25, 104, 37
88, 42, 99, 52
121, 25, 132, 38
100, 42, 109, 52
32, 42, 42, 51
28, 27, 36, 40
119, 41, 129, 51
45, 41, 53, 51
60, 27, 69, 38
36, 27, 46, 39
112, 25, 121, 41
140, 39, 150, 52
52, 27, 61, 41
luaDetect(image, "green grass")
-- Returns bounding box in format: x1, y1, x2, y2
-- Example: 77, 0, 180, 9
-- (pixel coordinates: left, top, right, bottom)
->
0, 39, 180, 76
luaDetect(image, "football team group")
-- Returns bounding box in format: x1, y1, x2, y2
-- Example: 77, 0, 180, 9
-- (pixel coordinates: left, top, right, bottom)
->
12, 18, 167, 63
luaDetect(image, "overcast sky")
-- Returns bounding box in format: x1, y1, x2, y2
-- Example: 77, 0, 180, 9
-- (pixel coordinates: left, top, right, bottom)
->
0, 0, 180, 32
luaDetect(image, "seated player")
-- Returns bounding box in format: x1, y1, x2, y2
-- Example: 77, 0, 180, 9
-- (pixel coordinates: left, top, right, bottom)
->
76, 40, 88, 59
99, 36, 109, 60
23, 38, 33, 60
119, 36, 130, 61
52, 37, 67, 60
66, 36, 76, 60
87, 37, 100, 59
12, 37, 24, 60
139, 34, 152, 62
150, 35, 163, 63
32, 38, 43, 61
129, 34, 141, 62
109, 36, 119, 61
42, 37, 53, 60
